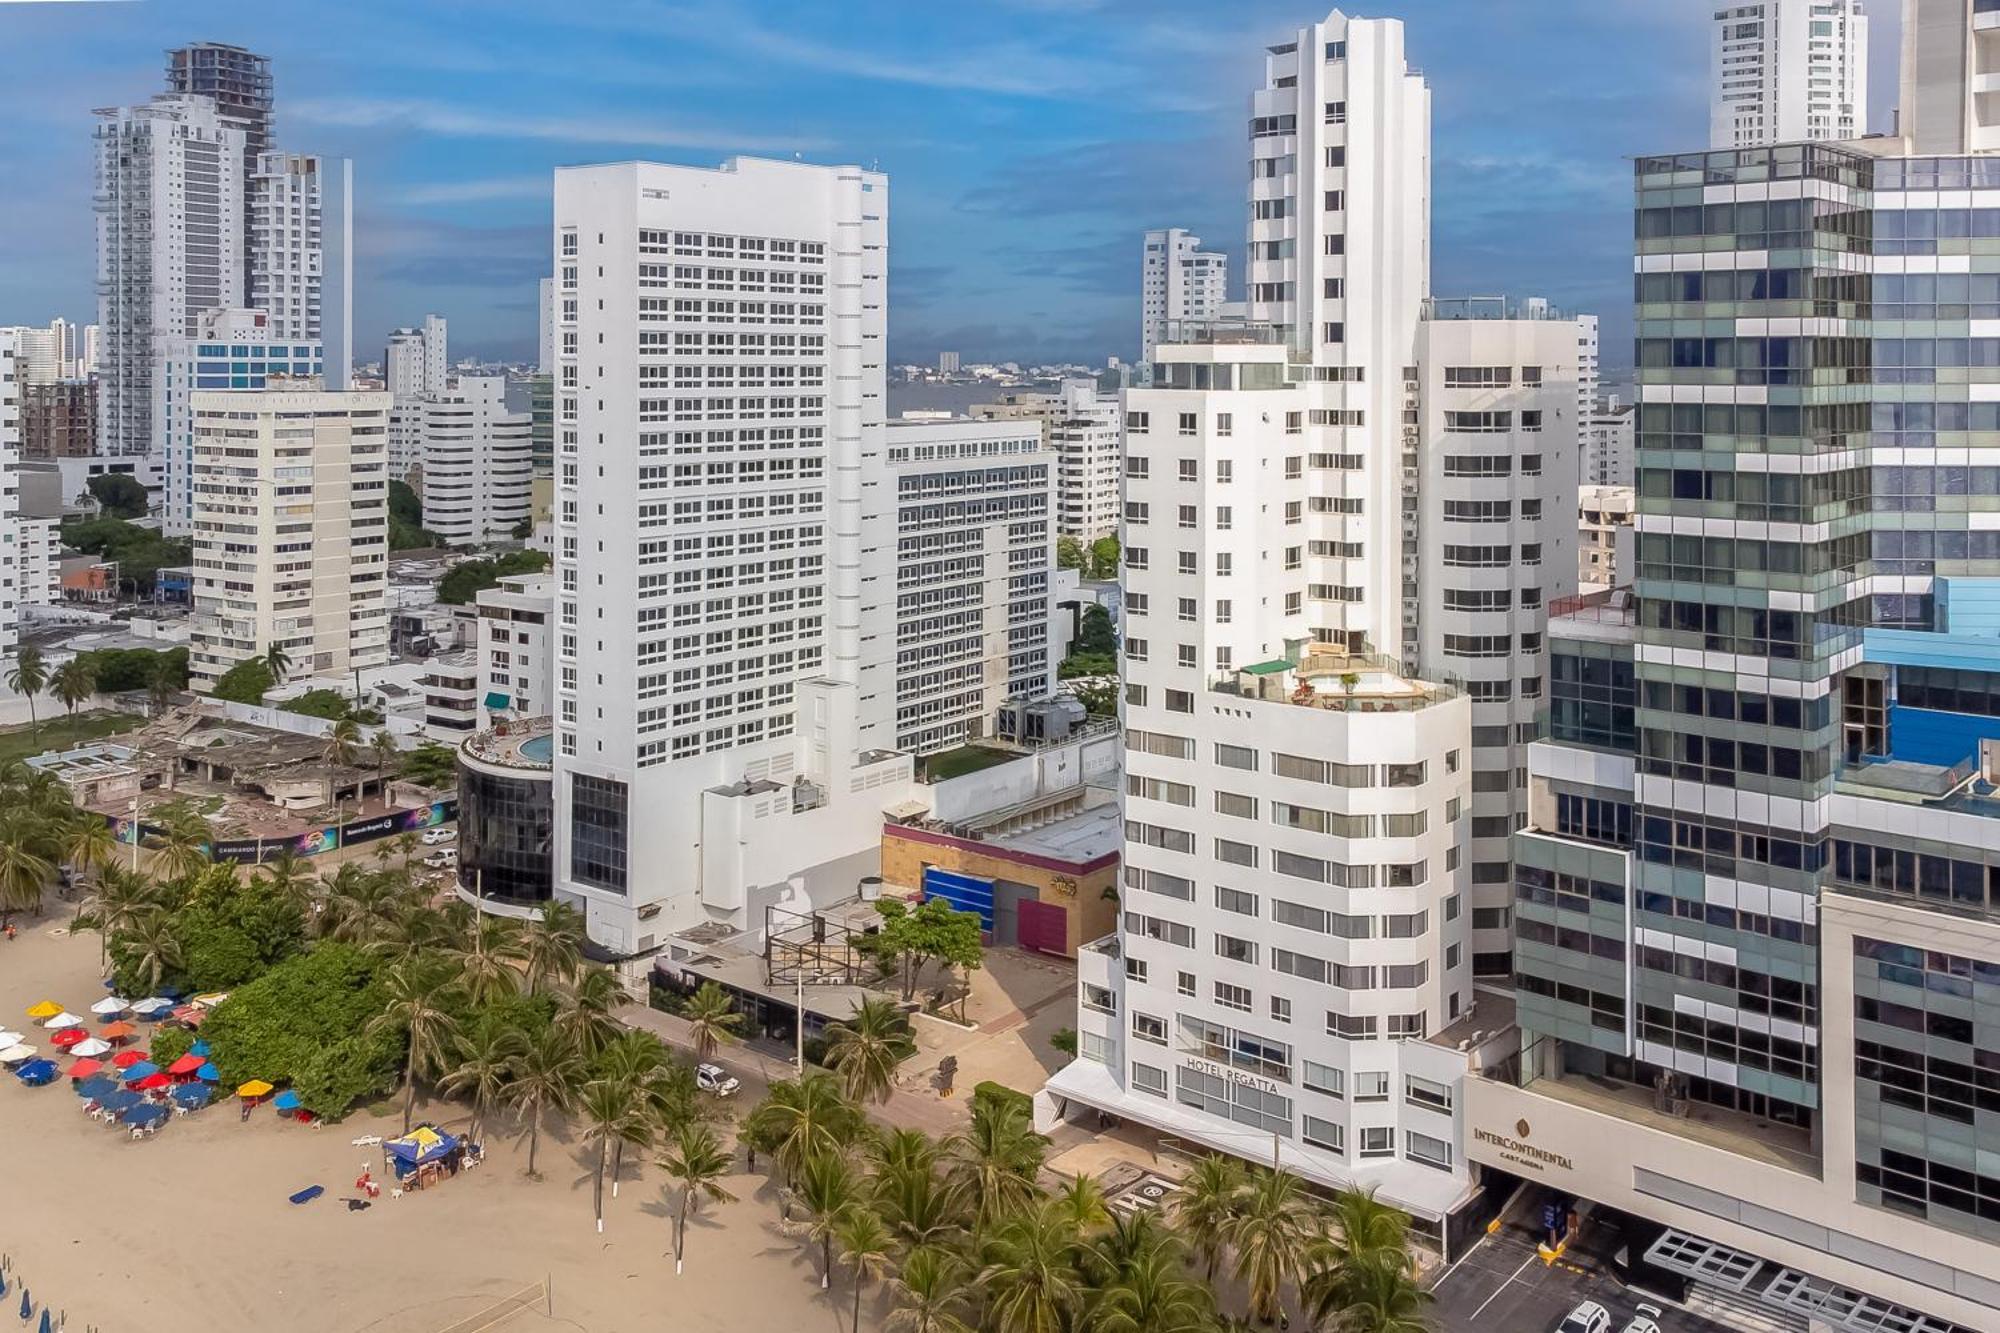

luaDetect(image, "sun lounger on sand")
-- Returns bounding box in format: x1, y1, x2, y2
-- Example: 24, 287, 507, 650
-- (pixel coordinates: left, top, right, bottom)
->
289, 1185, 325, 1205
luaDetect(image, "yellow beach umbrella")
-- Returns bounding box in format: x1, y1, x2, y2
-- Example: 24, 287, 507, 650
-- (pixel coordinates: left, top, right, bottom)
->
237, 1079, 274, 1099
25, 1001, 63, 1020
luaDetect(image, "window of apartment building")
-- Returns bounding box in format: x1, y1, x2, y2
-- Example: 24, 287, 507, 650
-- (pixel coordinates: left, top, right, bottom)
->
1177, 970, 1197, 998
1126, 637, 1148, 662
1324, 100, 1347, 123
1304, 1061, 1344, 1097
1215, 934, 1258, 965
1178, 458, 1198, 481
1127, 411, 1150, 432
569, 774, 630, 892
1216, 412, 1233, 437
1177, 504, 1197, 529
1215, 553, 1232, 576
1405, 1075, 1453, 1114
1176, 644, 1197, 668
1126, 592, 1150, 617
1443, 366, 1510, 388
1358, 1127, 1395, 1158
1131, 1012, 1168, 1045
1353, 1071, 1390, 1102
1082, 984, 1117, 1015
1178, 551, 1198, 575
1126, 956, 1149, 984
1131, 1062, 1168, 1098
1324, 190, 1344, 211
1126, 455, 1149, 479
1387, 1013, 1427, 1038
1327, 1012, 1378, 1040
1177, 412, 1197, 436
1126, 546, 1149, 570
1521, 365, 1543, 385
1214, 981, 1252, 1012
1216, 886, 1259, 916
1303, 1117, 1344, 1154
1125, 501, 1150, 524
1324, 234, 1345, 255
1406, 1131, 1453, 1171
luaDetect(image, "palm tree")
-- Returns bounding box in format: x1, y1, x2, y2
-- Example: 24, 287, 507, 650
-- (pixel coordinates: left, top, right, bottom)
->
146, 654, 179, 716
6, 646, 49, 741
256, 845, 315, 912
438, 1015, 524, 1142
1226, 1167, 1318, 1325
942, 1094, 1048, 1231
368, 730, 400, 798
317, 865, 404, 944
394, 830, 420, 869
1170, 1154, 1245, 1282
147, 803, 210, 881
557, 965, 628, 1060
0, 810, 55, 923
365, 957, 466, 1133
455, 914, 525, 1006
658, 1121, 736, 1275
49, 657, 95, 722
521, 899, 584, 995
744, 1071, 865, 1186
977, 1203, 1084, 1333
1052, 1171, 1111, 1234
1301, 1191, 1423, 1333
835, 1206, 895, 1332
121, 906, 184, 992
371, 901, 451, 967
1085, 1239, 1215, 1333
1308, 1257, 1433, 1333
78, 864, 153, 966
60, 811, 115, 895
506, 1025, 583, 1178
884, 1246, 975, 1333
323, 718, 361, 806
786, 1148, 862, 1290
822, 996, 917, 1105
263, 641, 293, 687
870, 1132, 961, 1254
680, 979, 744, 1062
579, 1076, 651, 1232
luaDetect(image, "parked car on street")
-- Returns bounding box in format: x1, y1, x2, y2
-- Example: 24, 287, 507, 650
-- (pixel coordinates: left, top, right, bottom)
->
422, 848, 457, 868
422, 827, 456, 845
1556, 1302, 1610, 1333
695, 1063, 740, 1097
1618, 1305, 1663, 1333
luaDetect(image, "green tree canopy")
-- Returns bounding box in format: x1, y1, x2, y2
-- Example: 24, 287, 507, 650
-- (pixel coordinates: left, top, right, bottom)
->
74, 646, 188, 695
437, 550, 552, 605
87, 472, 150, 519
865, 897, 985, 1001
105, 863, 308, 996
1073, 603, 1117, 656
57, 518, 191, 594
1056, 535, 1085, 570
388, 480, 441, 551
210, 657, 275, 704
196, 942, 402, 1118
1086, 535, 1120, 580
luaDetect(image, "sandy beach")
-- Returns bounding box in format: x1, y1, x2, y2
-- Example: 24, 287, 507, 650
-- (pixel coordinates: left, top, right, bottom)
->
0, 915, 870, 1333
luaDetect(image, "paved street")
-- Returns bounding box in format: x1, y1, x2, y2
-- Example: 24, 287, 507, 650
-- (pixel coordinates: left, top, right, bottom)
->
1431, 1203, 1741, 1333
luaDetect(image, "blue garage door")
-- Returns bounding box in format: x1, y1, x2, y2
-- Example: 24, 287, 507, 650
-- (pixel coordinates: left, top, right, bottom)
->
922, 867, 995, 934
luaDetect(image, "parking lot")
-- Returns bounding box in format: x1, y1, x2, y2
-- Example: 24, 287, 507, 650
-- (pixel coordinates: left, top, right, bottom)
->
1431, 1207, 1740, 1333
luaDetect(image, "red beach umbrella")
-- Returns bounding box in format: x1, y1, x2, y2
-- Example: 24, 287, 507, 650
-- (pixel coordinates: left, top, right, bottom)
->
111, 1050, 148, 1069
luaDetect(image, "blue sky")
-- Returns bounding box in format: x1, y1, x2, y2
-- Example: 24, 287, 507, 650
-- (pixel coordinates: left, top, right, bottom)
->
0, 1, 1902, 370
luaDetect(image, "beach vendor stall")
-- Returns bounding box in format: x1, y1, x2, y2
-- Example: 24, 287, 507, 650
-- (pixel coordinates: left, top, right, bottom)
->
383, 1125, 474, 1192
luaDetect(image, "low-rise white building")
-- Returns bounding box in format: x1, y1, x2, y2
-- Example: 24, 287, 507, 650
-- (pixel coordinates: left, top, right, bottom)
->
187, 381, 391, 690
420, 376, 533, 546
476, 571, 552, 730
1578, 483, 1633, 593
882, 416, 1054, 755
421, 651, 479, 742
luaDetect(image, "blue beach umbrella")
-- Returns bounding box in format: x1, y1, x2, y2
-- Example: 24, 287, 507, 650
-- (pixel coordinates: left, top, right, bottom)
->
171, 1083, 209, 1108
272, 1089, 301, 1111
196, 1062, 219, 1082
120, 1061, 158, 1082
98, 1089, 141, 1115
19, 1287, 29, 1320
189, 1040, 210, 1057
76, 1075, 117, 1100
36, 1307, 48, 1333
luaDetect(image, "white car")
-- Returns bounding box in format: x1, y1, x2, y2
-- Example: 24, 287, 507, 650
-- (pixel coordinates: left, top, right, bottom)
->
422, 827, 456, 845
1556, 1302, 1611, 1333
695, 1063, 740, 1098
422, 848, 457, 868
1619, 1305, 1663, 1333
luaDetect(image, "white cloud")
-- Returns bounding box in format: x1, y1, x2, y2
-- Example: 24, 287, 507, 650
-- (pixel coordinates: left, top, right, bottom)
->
289, 98, 823, 154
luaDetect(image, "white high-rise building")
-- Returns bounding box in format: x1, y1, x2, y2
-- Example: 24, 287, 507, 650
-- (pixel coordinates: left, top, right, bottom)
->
1411, 301, 1580, 977
1039, 12, 1567, 1236
1140, 228, 1228, 361
0, 327, 62, 386
537, 277, 555, 374
187, 381, 390, 690
1582, 394, 1635, 488
551, 157, 920, 956
385, 315, 448, 476
1047, 380, 1123, 542
49, 319, 78, 379
420, 375, 533, 546
1573, 312, 1599, 446
0, 333, 20, 676
80, 325, 101, 379
882, 416, 1054, 754
94, 95, 247, 456
159, 308, 323, 536
476, 570, 554, 729
1710, 0, 1869, 148
251, 152, 352, 389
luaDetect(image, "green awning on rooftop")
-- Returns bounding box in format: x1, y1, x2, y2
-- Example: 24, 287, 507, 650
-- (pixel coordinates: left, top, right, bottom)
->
1242, 660, 1292, 675
483, 692, 510, 710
